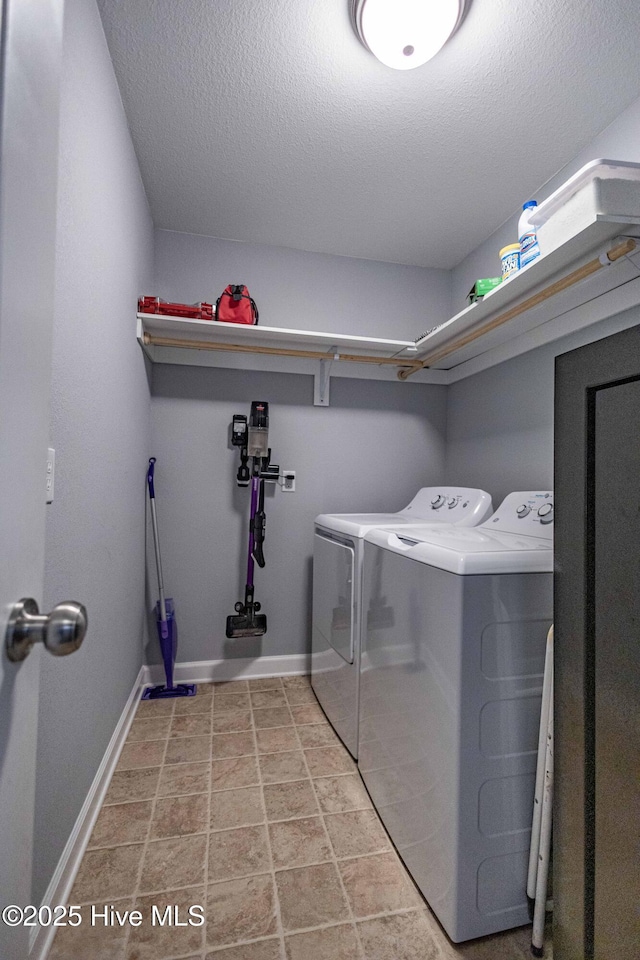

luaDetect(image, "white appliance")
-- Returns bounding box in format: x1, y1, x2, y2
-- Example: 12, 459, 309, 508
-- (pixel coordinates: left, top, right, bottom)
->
358, 491, 554, 942
311, 487, 493, 759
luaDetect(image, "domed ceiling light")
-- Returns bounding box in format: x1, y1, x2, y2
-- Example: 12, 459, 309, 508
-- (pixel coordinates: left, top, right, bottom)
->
351, 0, 467, 70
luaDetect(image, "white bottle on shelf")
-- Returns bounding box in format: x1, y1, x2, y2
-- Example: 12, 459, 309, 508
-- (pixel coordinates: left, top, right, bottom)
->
519, 200, 541, 268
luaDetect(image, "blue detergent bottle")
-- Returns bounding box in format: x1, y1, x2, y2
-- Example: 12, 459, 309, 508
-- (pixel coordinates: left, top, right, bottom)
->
519, 200, 541, 268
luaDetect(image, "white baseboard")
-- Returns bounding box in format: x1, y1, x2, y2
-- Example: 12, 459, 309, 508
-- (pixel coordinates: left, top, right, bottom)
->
30, 666, 146, 960
141, 653, 311, 688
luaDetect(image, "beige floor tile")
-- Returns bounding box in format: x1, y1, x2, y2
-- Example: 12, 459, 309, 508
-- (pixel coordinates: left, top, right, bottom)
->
263, 780, 319, 822
117, 740, 166, 771
165, 736, 212, 765
213, 680, 250, 691
338, 852, 422, 918
314, 775, 373, 814
71, 844, 144, 902
212, 710, 253, 733
357, 910, 441, 960
128, 886, 205, 959
104, 767, 160, 805
210, 786, 265, 830
268, 816, 332, 869
258, 750, 308, 784
250, 689, 287, 709
247, 678, 283, 691
324, 809, 391, 859
214, 692, 252, 712
255, 726, 299, 755
128, 716, 172, 741
289, 704, 326, 725
88, 800, 153, 848
157, 761, 210, 798
305, 746, 356, 778
285, 923, 363, 960
208, 824, 271, 882
136, 698, 175, 718
212, 755, 260, 791
48, 900, 132, 960
207, 875, 278, 948
205, 940, 282, 960
283, 686, 317, 706
212, 731, 256, 759
139, 834, 208, 893
150, 794, 209, 839
174, 690, 214, 715
296, 724, 338, 748
171, 713, 212, 738
281, 676, 310, 688
276, 862, 350, 931
439, 923, 535, 959
252, 706, 293, 729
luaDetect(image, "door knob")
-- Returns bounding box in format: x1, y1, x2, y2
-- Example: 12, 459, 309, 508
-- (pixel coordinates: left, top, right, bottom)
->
5, 598, 88, 662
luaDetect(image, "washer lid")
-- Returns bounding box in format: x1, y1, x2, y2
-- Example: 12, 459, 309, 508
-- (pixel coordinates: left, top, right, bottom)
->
315, 487, 492, 538
364, 523, 553, 575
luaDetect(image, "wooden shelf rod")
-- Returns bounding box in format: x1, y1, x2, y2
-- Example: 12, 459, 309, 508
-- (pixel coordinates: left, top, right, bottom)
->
397, 238, 637, 380
142, 332, 423, 371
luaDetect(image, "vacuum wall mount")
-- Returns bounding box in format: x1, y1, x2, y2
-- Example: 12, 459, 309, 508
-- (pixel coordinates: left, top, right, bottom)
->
227, 402, 279, 639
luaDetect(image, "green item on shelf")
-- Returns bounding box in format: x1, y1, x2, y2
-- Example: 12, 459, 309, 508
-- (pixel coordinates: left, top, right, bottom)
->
467, 276, 503, 305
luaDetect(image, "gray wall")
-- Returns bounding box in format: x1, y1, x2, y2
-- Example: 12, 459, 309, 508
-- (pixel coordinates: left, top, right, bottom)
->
150, 365, 446, 664
33, 0, 153, 905
445, 91, 640, 502
445, 304, 640, 505
154, 229, 452, 340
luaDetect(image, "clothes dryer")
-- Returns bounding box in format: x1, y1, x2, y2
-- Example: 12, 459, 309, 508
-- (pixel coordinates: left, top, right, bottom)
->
311, 487, 492, 758
359, 491, 554, 942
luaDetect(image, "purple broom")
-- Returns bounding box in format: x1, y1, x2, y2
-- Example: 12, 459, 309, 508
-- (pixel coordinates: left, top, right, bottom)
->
142, 458, 196, 700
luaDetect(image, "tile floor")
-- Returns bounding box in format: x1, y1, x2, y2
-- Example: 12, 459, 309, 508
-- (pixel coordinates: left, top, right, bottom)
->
48, 676, 551, 960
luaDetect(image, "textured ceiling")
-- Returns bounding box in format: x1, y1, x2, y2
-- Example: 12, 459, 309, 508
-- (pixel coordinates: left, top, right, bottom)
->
97, 0, 640, 268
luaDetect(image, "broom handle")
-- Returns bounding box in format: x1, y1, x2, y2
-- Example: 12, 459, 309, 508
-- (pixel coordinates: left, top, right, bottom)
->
148, 458, 168, 622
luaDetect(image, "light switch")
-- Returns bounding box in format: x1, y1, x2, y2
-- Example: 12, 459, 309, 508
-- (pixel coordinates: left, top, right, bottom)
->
46, 447, 55, 503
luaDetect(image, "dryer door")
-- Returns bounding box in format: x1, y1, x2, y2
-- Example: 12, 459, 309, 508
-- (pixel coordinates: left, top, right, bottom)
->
312, 533, 355, 663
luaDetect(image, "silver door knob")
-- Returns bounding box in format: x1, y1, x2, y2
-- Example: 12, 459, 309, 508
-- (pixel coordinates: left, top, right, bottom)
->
5, 598, 87, 662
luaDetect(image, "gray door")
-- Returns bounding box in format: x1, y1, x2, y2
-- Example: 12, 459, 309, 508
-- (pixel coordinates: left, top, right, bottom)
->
592, 379, 640, 958
0, 1, 64, 957
555, 323, 640, 959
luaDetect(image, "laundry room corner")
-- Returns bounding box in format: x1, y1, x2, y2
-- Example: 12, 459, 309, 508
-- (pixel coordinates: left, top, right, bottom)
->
3, 2, 640, 958
444, 94, 640, 501
147, 230, 451, 668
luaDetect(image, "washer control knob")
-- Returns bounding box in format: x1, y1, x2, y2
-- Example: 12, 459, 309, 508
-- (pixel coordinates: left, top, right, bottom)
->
447, 498, 457, 508
516, 504, 531, 517
431, 495, 445, 509
538, 503, 554, 524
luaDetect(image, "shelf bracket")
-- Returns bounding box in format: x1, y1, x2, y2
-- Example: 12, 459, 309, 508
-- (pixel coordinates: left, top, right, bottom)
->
314, 350, 336, 407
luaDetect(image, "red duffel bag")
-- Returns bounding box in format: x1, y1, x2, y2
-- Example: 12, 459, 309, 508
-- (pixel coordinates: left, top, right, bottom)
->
215, 284, 259, 325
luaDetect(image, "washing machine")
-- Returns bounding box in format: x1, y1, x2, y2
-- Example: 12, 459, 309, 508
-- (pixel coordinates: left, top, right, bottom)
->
358, 491, 554, 942
311, 487, 492, 759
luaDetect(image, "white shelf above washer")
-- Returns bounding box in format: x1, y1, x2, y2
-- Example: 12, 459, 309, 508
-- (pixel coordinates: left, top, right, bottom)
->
138, 312, 420, 356
137, 166, 640, 386
136, 313, 447, 387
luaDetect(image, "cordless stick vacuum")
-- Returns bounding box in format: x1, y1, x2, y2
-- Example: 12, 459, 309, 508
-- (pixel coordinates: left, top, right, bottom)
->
142, 458, 196, 699
226, 402, 279, 639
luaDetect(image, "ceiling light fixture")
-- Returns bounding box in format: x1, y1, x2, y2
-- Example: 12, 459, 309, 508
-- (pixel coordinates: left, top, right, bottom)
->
350, 0, 467, 71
